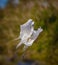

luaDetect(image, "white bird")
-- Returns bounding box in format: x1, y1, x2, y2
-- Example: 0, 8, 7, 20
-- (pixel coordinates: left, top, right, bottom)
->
23, 27, 43, 51
16, 19, 43, 51
16, 19, 34, 48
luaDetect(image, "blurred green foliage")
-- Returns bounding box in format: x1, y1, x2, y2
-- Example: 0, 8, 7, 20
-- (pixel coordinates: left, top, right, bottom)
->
0, 0, 58, 65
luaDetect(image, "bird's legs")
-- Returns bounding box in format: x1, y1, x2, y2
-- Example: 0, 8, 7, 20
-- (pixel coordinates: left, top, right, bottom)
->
16, 41, 22, 49
23, 45, 28, 51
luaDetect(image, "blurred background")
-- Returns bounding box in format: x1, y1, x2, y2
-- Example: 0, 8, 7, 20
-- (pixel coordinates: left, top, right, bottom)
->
0, 0, 58, 65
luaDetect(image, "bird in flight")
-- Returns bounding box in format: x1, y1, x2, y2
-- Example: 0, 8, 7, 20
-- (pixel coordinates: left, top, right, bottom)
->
15, 19, 43, 51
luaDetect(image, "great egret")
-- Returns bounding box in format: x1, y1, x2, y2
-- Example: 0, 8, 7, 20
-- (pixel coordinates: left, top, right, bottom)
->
16, 19, 34, 48
16, 19, 43, 51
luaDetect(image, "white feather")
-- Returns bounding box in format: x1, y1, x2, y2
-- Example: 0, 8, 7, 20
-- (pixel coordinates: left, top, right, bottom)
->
16, 19, 43, 51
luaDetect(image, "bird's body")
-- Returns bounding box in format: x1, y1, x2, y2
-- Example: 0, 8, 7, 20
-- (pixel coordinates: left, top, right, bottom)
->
19, 19, 34, 39
16, 19, 34, 49
16, 19, 43, 51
